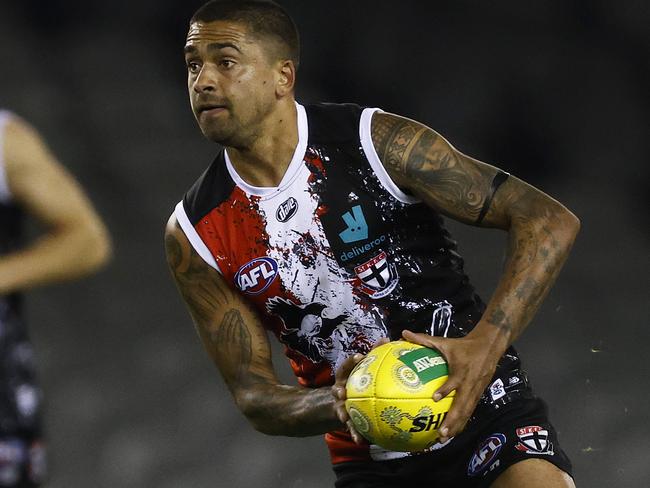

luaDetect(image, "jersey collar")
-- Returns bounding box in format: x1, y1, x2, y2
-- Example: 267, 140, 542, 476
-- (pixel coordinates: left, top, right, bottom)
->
224, 102, 308, 198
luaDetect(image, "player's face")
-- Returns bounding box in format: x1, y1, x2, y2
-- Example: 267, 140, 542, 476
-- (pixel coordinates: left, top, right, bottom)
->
184, 21, 279, 145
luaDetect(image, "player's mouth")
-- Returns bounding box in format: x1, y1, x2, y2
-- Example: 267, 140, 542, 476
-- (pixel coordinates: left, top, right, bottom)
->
197, 103, 228, 118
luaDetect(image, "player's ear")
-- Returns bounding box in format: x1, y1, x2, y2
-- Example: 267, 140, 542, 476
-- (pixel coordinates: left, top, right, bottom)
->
276, 60, 296, 97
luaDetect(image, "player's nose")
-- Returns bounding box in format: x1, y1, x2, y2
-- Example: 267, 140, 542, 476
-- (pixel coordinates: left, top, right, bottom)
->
193, 65, 219, 93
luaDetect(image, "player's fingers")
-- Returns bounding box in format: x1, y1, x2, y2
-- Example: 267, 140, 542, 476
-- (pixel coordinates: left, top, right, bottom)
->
347, 421, 364, 445
334, 401, 349, 424
439, 411, 470, 442
331, 384, 347, 401
371, 337, 390, 349
334, 353, 364, 382
438, 394, 475, 441
433, 377, 458, 402
401, 329, 447, 354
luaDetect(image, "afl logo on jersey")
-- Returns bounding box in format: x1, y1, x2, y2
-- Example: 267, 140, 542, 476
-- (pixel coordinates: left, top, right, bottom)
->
276, 197, 298, 222
234, 257, 278, 295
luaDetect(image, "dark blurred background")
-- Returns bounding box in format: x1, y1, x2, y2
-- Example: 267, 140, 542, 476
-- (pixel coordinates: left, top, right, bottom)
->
0, 0, 648, 486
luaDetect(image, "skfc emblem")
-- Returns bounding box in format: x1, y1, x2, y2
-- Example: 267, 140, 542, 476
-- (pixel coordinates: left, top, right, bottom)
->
354, 251, 399, 299
515, 426, 554, 455
234, 257, 278, 295
276, 197, 298, 222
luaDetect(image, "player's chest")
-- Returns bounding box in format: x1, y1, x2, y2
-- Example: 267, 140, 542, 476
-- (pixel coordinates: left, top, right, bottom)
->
208, 164, 400, 305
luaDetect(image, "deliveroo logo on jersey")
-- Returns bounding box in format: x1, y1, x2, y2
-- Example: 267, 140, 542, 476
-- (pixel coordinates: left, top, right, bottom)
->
339, 205, 368, 243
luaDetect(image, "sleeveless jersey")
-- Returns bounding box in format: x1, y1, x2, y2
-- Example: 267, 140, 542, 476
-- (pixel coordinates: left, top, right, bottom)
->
0, 111, 44, 443
176, 103, 527, 464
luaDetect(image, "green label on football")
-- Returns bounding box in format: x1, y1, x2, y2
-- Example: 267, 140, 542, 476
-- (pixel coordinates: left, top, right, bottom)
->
398, 348, 448, 384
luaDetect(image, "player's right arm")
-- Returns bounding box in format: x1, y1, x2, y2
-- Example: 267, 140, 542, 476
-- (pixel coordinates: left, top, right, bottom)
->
165, 215, 356, 437
0, 116, 111, 294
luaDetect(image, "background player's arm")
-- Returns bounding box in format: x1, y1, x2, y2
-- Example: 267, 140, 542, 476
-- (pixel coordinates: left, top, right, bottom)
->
370, 112, 580, 441
0, 117, 111, 294
165, 216, 349, 437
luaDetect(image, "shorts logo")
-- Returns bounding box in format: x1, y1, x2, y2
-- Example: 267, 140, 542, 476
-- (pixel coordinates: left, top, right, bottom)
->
354, 251, 398, 299
234, 257, 278, 295
276, 197, 298, 222
339, 205, 368, 243
489, 378, 506, 401
468, 433, 506, 477
515, 425, 554, 455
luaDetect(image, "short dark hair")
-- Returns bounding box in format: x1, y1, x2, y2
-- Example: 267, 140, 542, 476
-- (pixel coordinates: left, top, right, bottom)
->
191, 0, 300, 69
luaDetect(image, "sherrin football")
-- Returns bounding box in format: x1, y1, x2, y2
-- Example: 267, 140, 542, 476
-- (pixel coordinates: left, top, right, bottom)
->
345, 340, 454, 451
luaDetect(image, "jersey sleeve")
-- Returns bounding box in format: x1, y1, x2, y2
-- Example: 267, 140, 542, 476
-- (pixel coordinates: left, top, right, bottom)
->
359, 108, 420, 205
174, 200, 221, 272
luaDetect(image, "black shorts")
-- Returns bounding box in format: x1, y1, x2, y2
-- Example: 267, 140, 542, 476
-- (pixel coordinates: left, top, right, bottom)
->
333, 397, 572, 488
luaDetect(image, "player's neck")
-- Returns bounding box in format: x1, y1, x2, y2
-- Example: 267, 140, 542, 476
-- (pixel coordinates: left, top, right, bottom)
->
226, 99, 298, 188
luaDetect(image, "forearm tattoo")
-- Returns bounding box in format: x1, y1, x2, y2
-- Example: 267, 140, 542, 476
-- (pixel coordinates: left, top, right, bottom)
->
165, 221, 340, 436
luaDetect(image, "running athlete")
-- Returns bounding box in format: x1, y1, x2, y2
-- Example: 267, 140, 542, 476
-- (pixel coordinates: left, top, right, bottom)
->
164, 1, 580, 487
0, 111, 111, 486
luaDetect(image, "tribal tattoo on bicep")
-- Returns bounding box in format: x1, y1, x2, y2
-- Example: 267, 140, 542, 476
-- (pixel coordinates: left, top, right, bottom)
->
164, 220, 275, 388
371, 112, 509, 227
371, 113, 579, 342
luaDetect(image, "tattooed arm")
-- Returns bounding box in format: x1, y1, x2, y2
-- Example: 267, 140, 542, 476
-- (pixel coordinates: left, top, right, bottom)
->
165, 214, 354, 437
370, 112, 580, 442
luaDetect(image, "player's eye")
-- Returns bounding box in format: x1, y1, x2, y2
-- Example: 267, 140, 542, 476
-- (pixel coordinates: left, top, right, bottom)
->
219, 59, 235, 69
187, 61, 201, 73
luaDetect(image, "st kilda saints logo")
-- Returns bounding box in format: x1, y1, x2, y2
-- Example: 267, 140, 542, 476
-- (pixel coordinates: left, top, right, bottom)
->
234, 257, 278, 295
276, 197, 298, 222
354, 250, 399, 299
515, 425, 554, 455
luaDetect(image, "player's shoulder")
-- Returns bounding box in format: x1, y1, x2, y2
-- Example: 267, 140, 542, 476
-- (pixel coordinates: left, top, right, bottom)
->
0, 109, 13, 126
180, 148, 234, 226
0, 111, 37, 140
303, 102, 367, 144
1, 112, 48, 167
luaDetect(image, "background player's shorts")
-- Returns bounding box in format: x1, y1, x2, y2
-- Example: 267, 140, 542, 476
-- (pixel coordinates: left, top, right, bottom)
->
0, 438, 46, 487
333, 397, 572, 488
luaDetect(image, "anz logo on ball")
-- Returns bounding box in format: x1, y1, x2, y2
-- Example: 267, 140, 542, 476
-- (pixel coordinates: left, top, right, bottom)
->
276, 197, 298, 222
234, 257, 278, 295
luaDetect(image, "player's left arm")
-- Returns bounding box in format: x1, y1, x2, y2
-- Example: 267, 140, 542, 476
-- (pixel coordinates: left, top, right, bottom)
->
370, 112, 580, 443
0, 116, 112, 294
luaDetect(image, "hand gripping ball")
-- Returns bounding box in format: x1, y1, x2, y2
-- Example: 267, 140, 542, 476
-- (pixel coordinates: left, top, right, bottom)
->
345, 340, 454, 452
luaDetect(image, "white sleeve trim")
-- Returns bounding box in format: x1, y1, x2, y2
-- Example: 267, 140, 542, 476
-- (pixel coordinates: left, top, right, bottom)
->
174, 201, 221, 273
0, 111, 14, 204
359, 107, 420, 205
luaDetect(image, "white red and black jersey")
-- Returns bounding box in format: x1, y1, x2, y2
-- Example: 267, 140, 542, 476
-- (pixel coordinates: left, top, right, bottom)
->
0, 111, 45, 454
175, 102, 525, 463
0, 111, 23, 265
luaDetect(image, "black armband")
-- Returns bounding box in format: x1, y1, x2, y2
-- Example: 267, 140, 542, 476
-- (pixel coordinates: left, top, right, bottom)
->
475, 170, 510, 225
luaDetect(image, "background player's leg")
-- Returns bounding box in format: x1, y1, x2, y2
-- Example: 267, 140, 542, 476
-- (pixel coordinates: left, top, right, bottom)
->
490, 459, 575, 488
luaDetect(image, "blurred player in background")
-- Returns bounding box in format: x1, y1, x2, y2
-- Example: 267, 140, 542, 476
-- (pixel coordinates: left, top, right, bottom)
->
165, 1, 579, 486
0, 111, 111, 486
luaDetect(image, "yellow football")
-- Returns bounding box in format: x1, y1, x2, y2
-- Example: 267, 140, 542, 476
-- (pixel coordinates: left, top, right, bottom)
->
345, 340, 454, 452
